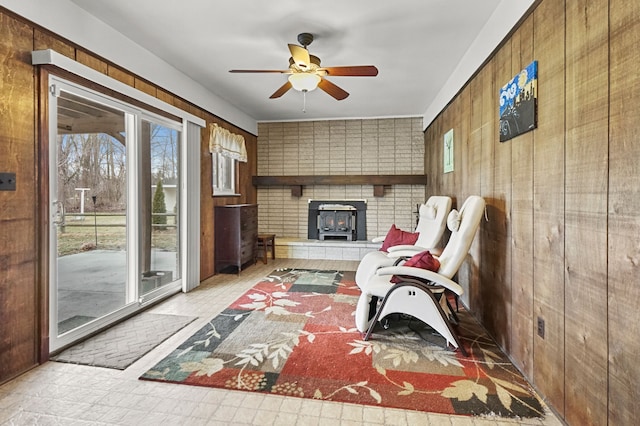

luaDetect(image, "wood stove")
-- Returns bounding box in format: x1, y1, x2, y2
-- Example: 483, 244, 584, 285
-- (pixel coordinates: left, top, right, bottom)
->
317, 204, 356, 241
308, 200, 367, 241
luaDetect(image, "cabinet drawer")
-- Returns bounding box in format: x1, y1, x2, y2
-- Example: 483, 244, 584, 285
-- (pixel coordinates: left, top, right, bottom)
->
241, 218, 257, 233
241, 240, 254, 259
241, 205, 257, 219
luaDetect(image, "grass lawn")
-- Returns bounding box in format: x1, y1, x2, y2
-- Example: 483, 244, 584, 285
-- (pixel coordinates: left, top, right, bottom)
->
57, 213, 177, 257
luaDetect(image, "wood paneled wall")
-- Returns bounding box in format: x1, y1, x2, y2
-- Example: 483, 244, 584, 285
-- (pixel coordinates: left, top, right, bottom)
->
564, 1, 609, 423
0, 12, 38, 386
423, 0, 639, 424
0, 8, 257, 385
532, 0, 566, 415
608, 0, 640, 424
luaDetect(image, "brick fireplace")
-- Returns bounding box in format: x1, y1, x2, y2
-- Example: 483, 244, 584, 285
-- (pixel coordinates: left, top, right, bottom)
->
256, 118, 426, 240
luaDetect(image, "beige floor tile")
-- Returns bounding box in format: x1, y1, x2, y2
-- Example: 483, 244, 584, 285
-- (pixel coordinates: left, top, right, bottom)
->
0, 259, 563, 426
341, 403, 364, 422
362, 405, 386, 424
252, 409, 279, 426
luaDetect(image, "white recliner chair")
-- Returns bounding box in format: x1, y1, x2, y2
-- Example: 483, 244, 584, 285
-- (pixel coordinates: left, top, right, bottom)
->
354, 195, 486, 356
355, 196, 452, 290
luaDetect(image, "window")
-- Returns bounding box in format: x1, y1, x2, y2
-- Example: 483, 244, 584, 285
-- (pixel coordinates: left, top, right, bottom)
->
209, 123, 246, 197
212, 152, 237, 196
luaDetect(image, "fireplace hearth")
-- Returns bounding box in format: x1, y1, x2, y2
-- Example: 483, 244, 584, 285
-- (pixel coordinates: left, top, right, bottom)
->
308, 200, 367, 241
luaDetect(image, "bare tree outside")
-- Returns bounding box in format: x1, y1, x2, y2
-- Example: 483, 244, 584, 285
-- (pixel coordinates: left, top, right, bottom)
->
57, 122, 179, 256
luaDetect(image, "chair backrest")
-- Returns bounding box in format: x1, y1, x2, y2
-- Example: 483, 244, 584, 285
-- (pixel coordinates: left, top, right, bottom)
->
437, 195, 485, 279
413, 196, 452, 249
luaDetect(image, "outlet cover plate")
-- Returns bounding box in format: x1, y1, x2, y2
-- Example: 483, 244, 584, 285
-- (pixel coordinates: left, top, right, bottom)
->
0, 172, 16, 191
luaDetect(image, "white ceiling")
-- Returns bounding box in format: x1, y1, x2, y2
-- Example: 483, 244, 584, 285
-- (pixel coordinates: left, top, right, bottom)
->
64, 0, 506, 124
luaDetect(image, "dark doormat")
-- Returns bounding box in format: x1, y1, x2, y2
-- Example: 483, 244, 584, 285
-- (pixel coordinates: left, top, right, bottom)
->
52, 312, 197, 370
58, 315, 97, 334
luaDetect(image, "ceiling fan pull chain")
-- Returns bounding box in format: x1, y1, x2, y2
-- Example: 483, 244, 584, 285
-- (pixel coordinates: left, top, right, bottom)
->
303, 90, 307, 113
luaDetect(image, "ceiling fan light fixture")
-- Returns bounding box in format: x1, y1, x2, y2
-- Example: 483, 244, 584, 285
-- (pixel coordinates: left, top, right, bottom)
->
288, 73, 321, 92
230, 33, 377, 102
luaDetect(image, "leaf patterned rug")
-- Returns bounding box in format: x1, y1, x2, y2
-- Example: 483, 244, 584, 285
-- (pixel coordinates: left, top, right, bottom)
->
140, 268, 544, 418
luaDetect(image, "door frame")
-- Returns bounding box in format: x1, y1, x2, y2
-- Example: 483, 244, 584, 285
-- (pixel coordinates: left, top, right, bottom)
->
34, 51, 204, 358
47, 76, 185, 352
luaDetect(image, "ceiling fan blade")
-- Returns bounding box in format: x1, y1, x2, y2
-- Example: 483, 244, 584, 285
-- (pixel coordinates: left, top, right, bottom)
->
321, 65, 379, 77
288, 44, 311, 69
229, 69, 289, 73
269, 81, 293, 99
318, 78, 349, 100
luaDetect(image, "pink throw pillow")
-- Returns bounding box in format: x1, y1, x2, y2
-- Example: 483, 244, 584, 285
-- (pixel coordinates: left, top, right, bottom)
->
390, 250, 440, 283
379, 224, 419, 252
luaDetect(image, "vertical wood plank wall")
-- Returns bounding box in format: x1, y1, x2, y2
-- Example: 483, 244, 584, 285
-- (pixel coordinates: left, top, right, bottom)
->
608, 0, 640, 424
564, 1, 609, 424
0, 9, 257, 385
0, 12, 38, 385
532, 0, 566, 415
423, 0, 639, 424
509, 14, 535, 380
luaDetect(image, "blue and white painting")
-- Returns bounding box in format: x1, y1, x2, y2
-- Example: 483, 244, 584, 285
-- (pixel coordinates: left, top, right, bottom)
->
499, 60, 537, 142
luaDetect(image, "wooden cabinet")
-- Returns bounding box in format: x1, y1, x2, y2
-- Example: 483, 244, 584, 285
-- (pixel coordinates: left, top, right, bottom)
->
214, 204, 258, 273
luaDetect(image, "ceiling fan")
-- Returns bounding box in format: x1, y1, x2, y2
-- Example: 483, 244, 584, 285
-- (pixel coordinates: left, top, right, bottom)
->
229, 33, 378, 101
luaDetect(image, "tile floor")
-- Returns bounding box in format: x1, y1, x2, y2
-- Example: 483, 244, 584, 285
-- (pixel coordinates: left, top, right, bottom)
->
0, 259, 564, 426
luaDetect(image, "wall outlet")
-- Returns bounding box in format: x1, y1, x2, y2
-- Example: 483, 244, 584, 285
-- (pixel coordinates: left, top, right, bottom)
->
537, 317, 545, 339
0, 172, 16, 191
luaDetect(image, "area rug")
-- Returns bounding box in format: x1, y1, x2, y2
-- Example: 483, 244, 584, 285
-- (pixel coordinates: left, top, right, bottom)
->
140, 268, 544, 418
52, 312, 197, 370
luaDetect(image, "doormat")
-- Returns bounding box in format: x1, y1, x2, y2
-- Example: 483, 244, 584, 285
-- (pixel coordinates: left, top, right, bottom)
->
58, 315, 97, 334
139, 268, 545, 418
52, 312, 197, 370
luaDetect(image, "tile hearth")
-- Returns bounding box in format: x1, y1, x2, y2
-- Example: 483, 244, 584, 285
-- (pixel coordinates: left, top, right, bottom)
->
274, 237, 380, 261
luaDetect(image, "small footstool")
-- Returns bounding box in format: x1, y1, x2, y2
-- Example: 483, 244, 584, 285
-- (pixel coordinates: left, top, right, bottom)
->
256, 234, 276, 264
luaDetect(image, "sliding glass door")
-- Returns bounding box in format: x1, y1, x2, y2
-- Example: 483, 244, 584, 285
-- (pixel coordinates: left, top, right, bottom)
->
139, 118, 181, 298
49, 77, 182, 351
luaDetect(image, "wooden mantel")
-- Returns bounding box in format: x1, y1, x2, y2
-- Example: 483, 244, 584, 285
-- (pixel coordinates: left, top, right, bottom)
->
252, 175, 427, 197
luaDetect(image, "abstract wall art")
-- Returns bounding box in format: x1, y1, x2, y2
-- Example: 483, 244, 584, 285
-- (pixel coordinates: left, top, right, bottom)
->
499, 60, 538, 142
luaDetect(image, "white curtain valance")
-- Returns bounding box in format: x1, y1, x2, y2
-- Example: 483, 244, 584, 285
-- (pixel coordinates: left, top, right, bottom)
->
209, 123, 247, 162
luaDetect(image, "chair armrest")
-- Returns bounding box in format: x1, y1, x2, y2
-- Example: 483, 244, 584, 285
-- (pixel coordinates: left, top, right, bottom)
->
386, 245, 443, 258
385, 249, 420, 258
387, 244, 427, 253
371, 235, 386, 243
376, 265, 463, 295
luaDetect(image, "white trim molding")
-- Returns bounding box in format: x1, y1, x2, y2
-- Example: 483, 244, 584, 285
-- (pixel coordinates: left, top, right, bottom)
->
422, 0, 535, 129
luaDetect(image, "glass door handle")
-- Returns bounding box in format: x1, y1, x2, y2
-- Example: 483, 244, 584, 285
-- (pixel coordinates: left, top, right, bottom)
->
52, 200, 65, 225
